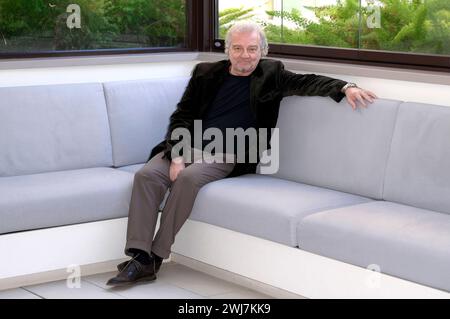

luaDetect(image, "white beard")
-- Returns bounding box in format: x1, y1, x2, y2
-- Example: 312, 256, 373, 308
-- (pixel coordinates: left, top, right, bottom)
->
235, 64, 255, 74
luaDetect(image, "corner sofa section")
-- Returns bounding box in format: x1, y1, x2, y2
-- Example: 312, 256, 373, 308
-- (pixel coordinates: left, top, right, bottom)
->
0, 83, 131, 235
189, 97, 450, 293
0, 76, 449, 297
296, 101, 450, 293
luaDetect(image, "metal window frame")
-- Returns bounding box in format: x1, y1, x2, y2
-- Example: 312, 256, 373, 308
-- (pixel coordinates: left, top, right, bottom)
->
210, 0, 450, 73
0, 0, 196, 59
1, 0, 449, 73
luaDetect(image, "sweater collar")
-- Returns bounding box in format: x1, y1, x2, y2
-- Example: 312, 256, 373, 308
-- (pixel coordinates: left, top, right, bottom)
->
217, 59, 264, 78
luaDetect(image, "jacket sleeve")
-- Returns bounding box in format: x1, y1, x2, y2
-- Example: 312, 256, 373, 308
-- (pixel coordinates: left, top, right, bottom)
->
278, 63, 347, 103
162, 64, 200, 160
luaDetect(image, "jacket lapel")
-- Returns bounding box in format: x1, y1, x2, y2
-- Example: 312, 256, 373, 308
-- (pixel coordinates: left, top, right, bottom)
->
198, 60, 231, 117
249, 61, 265, 115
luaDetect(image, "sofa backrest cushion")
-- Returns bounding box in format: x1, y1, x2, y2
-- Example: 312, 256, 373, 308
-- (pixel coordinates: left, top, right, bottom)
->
271, 96, 401, 199
103, 77, 189, 167
383, 102, 450, 214
0, 83, 113, 177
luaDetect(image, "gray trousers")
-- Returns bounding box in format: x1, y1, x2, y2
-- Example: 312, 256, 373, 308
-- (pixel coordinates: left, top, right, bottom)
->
125, 149, 235, 259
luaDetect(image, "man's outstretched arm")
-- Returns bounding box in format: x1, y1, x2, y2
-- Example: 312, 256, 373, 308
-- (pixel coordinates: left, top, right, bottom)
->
278, 63, 377, 109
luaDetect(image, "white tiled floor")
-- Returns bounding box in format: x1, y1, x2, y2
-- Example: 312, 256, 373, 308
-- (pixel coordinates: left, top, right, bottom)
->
0, 262, 274, 299
0, 288, 41, 299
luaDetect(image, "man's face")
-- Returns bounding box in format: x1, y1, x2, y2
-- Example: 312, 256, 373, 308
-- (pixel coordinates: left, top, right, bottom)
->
228, 31, 262, 76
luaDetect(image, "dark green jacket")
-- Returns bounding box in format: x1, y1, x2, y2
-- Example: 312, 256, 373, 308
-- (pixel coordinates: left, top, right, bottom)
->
149, 58, 347, 177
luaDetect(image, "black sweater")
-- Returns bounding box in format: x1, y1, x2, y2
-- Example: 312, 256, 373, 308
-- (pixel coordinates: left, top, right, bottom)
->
201, 73, 255, 154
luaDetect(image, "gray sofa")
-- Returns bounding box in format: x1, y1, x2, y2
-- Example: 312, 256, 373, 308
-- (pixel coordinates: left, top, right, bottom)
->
1, 75, 449, 294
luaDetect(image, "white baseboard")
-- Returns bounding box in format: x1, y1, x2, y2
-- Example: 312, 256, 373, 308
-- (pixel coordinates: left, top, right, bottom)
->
0, 259, 124, 291
171, 253, 304, 299
1, 217, 449, 298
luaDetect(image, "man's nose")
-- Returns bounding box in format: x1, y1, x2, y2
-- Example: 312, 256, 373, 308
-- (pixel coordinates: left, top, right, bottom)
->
241, 50, 251, 58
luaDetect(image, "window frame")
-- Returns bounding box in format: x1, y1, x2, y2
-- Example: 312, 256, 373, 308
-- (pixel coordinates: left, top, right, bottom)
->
0, 0, 196, 59
1, 0, 448, 73
211, 0, 450, 73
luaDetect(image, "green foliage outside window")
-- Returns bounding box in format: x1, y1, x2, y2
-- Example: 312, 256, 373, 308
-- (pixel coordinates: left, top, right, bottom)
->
0, 0, 186, 52
219, 0, 449, 55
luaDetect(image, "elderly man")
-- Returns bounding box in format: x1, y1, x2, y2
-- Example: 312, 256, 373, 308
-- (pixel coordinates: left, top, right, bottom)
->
106, 22, 376, 287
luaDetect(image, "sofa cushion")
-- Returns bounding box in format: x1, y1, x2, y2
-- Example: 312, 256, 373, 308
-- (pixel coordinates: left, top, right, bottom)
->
0, 168, 133, 234
271, 97, 400, 199
297, 201, 450, 292
383, 102, 450, 215
103, 77, 190, 167
0, 83, 113, 177
117, 164, 145, 174
190, 174, 371, 247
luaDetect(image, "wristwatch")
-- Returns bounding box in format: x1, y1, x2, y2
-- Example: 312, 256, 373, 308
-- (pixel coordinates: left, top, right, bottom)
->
341, 82, 358, 93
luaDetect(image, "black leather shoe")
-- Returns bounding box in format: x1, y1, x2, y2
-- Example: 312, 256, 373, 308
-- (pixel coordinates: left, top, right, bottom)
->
106, 258, 157, 287
117, 254, 163, 274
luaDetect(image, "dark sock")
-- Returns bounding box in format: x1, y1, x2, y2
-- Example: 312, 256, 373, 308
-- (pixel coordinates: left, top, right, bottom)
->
129, 248, 152, 265
151, 251, 163, 263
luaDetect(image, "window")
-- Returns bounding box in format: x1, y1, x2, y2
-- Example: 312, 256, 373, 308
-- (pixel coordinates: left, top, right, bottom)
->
0, 0, 187, 56
216, 0, 450, 70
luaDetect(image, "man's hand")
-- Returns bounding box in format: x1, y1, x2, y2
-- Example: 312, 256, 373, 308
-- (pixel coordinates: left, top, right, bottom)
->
345, 87, 378, 110
169, 157, 185, 182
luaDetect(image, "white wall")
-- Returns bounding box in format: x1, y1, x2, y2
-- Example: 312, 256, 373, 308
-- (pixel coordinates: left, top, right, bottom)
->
322, 73, 450, 107
0, 52, 199, 87
0, 62, 197, 87
0, 52, 448, 107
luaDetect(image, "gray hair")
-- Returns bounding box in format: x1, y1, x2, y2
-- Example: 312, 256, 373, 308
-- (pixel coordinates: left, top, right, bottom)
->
225, 21, 269, 56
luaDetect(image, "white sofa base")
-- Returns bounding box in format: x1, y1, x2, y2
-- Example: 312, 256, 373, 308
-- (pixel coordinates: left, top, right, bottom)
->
173, 220, 449, 299
1, 218, 449, 298
0, 219, 129, 291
